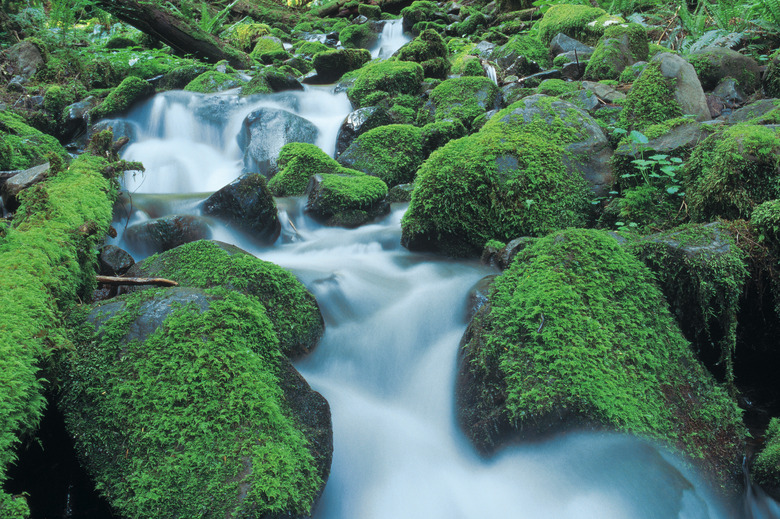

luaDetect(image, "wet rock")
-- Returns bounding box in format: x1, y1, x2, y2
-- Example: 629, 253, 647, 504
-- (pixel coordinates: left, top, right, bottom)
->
312, 48, 372, 83
561, 60, 588, 80
386, 183, 414, 203
335, 107, 378, 156
712, 78, 746, 109
123, 214, 211, 255
202, 173, 281, 244
550, 33, 594, 56
238, 107, 318, 174
465, 275, 496, 320
582, 80, 626, 103
61, 97, 98, 142
98, 244, 135, 276
518, 69, 562, 87
88, 119, 137, 145
722, 98, 778, 124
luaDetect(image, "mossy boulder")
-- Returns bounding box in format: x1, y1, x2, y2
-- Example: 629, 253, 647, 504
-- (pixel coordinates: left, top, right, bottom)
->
123, 215, 212, 256
490, 33, 550, 77
420, 119, 468, 154
583, 23, 649, 81
202, 174, 281, 244
269, 143, 354, 197
241, 67, 303, 96
401, 112, 591, 257
763, 48, 780, 98
536, 4, 610, 45
238, 108, 319, 174
306, 173, 390, 227
337, 124, 424, 187
346, 59, 424, 108
688, 47, 761, 94
0, 110, 68, 171
294, 41, 331, 58
156, 64, 209, 91
250, 36, 286, 61
224, 22, 272, 53
184, 70, 243, 93
312, 48, 372, 82
400, 1, 442, 34
397, 29, 449, 79
339, 22, 379, 49
126, 240, 324, 358
58, 284, 330, 519
456, 228, 745, 494
90, 76, 155, 121
420, 76, 500, 129
752, 199, 780, 251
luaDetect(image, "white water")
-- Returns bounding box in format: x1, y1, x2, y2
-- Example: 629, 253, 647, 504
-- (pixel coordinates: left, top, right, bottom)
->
106, 29, 780, 519
371, 19, 411, 59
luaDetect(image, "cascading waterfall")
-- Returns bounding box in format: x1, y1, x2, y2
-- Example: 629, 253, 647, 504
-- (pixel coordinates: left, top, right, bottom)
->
105, 29, 780, 519
371, 19, 410, 59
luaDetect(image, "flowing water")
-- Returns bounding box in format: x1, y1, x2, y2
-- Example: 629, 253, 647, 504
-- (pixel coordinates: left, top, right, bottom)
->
101, 30, 780, 519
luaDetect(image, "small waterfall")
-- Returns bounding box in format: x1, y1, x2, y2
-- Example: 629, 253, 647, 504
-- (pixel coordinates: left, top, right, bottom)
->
483, 60, 498, 85
371, 19, 411, 59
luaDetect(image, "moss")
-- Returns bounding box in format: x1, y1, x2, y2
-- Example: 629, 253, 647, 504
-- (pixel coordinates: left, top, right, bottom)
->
309, 172, 387, 215
358, 3, 382, 19
461, 228, 744, 488
583, 23, 648, 81
401, 121, 590, 256
628, 223, 748, 385
250, 36, 285, 60
59, 286, 321, 518
338, 124, 424, 187
400, 1, 441, 33
0, 152, 115, 502
91, 76, 155, 120
397, 28, 448, 63
183, 70, 242, 94
752, 199, 780, 250
491, 33, 551, 72
347, 59, 424, 108
0, 110, 68, 171
131, 240, 323, 358
451, 10, 488, 38
240, 74, 274, 96
312, 48, 372, 81
0, 493, 29, 519
600, 184, 677, 232
536, 4, 608, 45
223, 22, 272, 52
426, 76, 500, 128
420, 119, 468, 154
536, 78, 580, 97
685, 124, 780, 221
764, 48, 780, 98
268, 143, 350, 197
754, 418, 780, 489
618, 60, 682, 131
339, 23, 378, 49
294, 40, 330, 57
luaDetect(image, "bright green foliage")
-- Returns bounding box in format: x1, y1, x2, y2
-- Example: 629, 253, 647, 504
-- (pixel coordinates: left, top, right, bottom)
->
0, 111, 68, 171
60, 287, 321, 518
308, 173, 389, 226
294, 40, 331, 57
628, 223, 748, 385
420, 119, 468, 154
618, 60, 683, 131
312, 48, 372, 81
464, 229, 744, 480
400, 1, 440, 32
223, 22, 272, 52
339, 23, 378, 49
183, 70, 242, 93
685, 124, 780, 221
752, 199, 780, 249
0, 492, 29, 519
536, 79, 580, 96
397, 29, 449, 79
425, 76, 500, 129
346, 59, 424, 108
536, 4, 609, 45
401, 120, 590, 256
338, 124, 424, 187
764, 49, 780, 98
250, 36, 285, 60
131, 240, 324, 358
358, 3, 382, 19
583, 22, 649, 80
240, 74, 274, 96
269, 143, 350, 196
491, 33, 551, 73
91, 76, 155, 120
753, 418, 780, 489
0, 154, 115, 507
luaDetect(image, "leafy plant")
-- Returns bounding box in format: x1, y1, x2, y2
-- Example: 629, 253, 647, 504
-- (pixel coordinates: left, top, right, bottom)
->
199, 0, 238, 35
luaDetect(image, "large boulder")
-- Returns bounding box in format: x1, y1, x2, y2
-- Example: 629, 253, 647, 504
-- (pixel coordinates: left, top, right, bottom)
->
306, 173, 390, 228
268, 143, 359, 197
0, 110, 68, 171
456, 228, 745, 495
337, 124, 424, 187
346, 60, 424, 108
0, 40, 44, 84
238, 108, 319, 174
419, 76, 501, 130
396, 29, 450, 79
490, 34, 550, 77
312, 48, 371, 83
536, 4, 618, 45
202, 173, 280, 244
123, 214, 212, 255
583, 23, 648, 81
58, 285, 331, 518
688, 47, 762, 94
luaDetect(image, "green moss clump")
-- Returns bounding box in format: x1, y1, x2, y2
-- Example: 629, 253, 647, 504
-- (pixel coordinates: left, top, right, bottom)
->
401, 122, 590, 256
536, 4, 608, 45
223, 22, 272, 52
618, 60, 682, 131
313, 48, 372, 82
358, 3, 382, 19
338, 124, 424, 187
240, 74, 274, 96
397, 29, 449, 79
131, 240, 324, 358
753, 418, 780, 490
685, 124, 780, 221
0, 153, 115, 505
763, 48, 780, 98
583, 23, 649, 81
339, 23, 378, 49
536, 79, 580, 97
0, 110, 69, 170
425, 76, 500, 128
420, 119, 468, 154
491, 33, 551, 72
183, 70, 242, 94
752, 199, 780, 250
401, 1, 441, 33
459, 228, 745, 488
347, 59, 424, 108
307, 173, 389, 226
91, 76, 155, 121
269, 143, 347, 197
250, 36, 285, 60
295, 40, 330, 57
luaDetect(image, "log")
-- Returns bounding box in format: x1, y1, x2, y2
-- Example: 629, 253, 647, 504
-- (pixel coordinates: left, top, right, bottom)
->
96, 275, 178, 287
94, 0, 252, 69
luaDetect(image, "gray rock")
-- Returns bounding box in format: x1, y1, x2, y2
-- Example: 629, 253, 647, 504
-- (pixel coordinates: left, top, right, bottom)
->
1, 41, 44, 82
335, 107, 378, 157
202, 173, 280, 244
712, 78, 746, 109
98, 244, 135, 276
124, 214, 211, 255
472, 40, 497, 58
690, 47, 762, 94
88, 119, 138, 144
614, 121, 712, 165
653, 53, 711, 122
561, 60, 588, 80
560, 89, 601, 111
62, 97, 98, 141
1, 162, 50, 201
722, 99, 778, 124
519, 69, 562, 87
238, 108, 318, 174
465, 275, 497, 320
582, 80, 626, 103
550, 33, 594, 57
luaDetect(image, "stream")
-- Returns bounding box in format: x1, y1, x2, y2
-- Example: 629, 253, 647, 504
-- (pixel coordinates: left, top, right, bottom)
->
91, 25, 780, 519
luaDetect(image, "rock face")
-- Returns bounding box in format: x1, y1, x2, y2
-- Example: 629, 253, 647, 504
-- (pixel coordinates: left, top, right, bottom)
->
202, 173, 281, 245
1, 163, 51, 204
58, 285, 331, 519
123, 214, 211, 255
98, 244, 135, 276
238, 108, 318, 174
456, 228, 745, 495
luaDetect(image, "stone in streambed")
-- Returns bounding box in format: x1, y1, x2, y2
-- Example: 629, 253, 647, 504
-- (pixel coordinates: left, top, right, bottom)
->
123, 214, 211, 255
306, 173, 389, 228
238, 107, 318, 175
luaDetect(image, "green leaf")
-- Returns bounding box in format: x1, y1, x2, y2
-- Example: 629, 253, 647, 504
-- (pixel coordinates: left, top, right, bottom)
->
666, 185, 681, 195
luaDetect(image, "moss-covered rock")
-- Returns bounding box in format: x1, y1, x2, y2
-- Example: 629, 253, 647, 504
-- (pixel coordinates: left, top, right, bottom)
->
456, 228, 745, 494
491, 33, 550, 76
401, 113, 591, 256
91, 76, 155, 120
250, 35, 286, 61
420, 119, 468, 154
58, 284, 328, 519
400, 1, 442, 34
346, 59, 424, 108
126, 240, 324, 358
183, 70, 243, 93
339, 22, 379, 49
241, 67, 303, 96
752, 199, 780, 251
269, 143, 353, 197
294, 40, 331, 58
617, 59, 683, 131
0, 110, 68, 171
583, 23, 648, 81
312, 48, 372, 82
397, 29, 449, 79
688, 47, 761, 94
684, 124, 780, 221
337, 124, 424, 187
224, 22, 272, 53
306, 173, 389, 227
763, 48, 780, 98
753, 418, 780, 496
536, 4, 610, 45
421, 76, 500, 129
536, 78, 580, 96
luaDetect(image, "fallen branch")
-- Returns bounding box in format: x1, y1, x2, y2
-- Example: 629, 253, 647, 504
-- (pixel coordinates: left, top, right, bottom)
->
96, 275, 178, 287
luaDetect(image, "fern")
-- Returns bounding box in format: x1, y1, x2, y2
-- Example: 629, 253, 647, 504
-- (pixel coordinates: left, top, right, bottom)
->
199, 0, 238, 35
750, 0, 780, 29
678, 1, 709, 40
